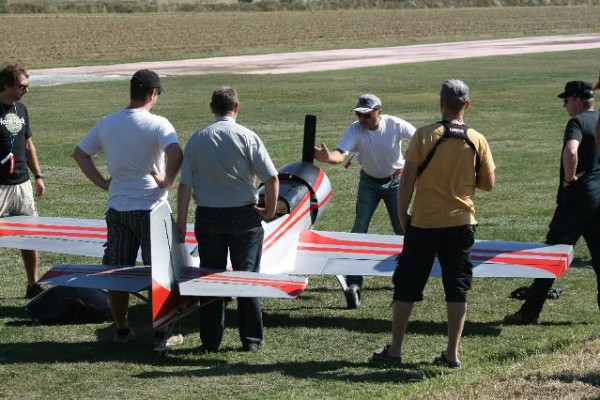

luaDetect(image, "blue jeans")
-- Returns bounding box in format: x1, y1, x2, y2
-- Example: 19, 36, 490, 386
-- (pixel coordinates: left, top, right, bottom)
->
346, 170, 404, 287
194, 205, 264, 350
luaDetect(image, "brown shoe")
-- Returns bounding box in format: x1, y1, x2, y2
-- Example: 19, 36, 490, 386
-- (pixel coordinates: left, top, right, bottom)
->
503, 312, 539, 325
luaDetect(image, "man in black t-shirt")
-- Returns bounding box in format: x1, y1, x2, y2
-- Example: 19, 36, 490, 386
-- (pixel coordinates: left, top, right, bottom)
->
504, 81, 600, 325
0, 64, 45, 299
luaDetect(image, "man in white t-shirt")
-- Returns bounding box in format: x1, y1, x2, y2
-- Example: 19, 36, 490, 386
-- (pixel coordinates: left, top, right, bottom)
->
73, 69, 183, 345
314, 94, 415, 308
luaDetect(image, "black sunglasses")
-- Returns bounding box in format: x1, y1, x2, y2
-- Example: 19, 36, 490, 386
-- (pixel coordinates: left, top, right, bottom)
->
355, 111, 373, 118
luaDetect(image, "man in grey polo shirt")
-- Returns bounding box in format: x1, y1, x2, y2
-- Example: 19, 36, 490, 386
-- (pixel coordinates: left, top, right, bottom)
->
177, 86, 279, 352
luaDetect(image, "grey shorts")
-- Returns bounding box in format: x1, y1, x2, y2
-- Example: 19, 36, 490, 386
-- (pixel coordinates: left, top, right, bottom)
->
0, 181, 37, 217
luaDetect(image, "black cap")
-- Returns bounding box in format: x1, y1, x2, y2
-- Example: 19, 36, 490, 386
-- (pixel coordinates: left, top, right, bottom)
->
557, 81, 593, 99
130, 69, 163, 93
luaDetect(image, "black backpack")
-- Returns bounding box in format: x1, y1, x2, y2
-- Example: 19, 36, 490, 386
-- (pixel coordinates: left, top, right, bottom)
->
417, 121, 481, 176
25, 286, 112, 325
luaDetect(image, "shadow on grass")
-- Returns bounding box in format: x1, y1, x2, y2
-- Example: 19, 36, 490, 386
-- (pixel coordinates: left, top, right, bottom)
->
0, 338, 206, 366
133, 357, 442, 384
550, 371, 600, 387
0, 335, 453, 384
264, 311, 502, 337
570, 257, 592, 269
0, 304, 35, 325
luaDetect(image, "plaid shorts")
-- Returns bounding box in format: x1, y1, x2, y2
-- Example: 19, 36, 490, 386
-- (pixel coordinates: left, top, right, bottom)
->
102, 208, 151, 266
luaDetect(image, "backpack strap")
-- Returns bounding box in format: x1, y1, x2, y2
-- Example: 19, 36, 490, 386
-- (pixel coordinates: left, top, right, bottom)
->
417, 121, 481, 176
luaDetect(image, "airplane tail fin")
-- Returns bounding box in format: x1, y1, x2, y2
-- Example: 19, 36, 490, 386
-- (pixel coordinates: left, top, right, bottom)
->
150, 202, 197, 331
149, 201, 308, 331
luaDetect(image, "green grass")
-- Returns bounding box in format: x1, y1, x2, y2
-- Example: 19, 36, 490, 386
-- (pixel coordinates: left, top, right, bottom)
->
1, 47, 600, 399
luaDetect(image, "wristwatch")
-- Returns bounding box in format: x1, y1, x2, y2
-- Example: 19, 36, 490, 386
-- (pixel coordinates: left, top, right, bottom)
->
34, 174, 44, 180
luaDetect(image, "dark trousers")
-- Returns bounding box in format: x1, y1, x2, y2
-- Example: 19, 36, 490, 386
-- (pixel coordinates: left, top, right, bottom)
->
518, 202, 600, 319
194, 205, 264, 349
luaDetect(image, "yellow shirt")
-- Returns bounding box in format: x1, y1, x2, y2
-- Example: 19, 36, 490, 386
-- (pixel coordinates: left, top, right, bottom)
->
405, 122, 495, 228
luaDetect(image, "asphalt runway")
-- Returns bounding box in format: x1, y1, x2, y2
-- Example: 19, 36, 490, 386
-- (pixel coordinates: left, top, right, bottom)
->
30, 34, 600, 86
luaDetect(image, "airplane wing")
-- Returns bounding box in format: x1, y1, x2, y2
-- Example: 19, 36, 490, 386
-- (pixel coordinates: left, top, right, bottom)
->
177, 267, 307, 298
38, 264, 151, 292
0, 215, 108, 258
294, 230, 573, 279
0, 214, 198, 260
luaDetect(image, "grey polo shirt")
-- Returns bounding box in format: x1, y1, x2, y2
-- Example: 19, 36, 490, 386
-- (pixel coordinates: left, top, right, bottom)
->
180, 116, 278, 208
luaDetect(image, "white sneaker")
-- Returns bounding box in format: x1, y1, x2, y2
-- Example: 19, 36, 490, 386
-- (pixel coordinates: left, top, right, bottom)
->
154, 332, 184, 348
166, 333, 184, 347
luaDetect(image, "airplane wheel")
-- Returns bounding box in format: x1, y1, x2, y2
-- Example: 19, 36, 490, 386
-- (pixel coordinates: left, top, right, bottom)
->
344, 284, 362, 309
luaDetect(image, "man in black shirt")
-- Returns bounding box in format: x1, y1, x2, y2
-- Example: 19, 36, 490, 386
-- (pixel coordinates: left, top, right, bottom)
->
504, 81, 600, 324
0, 64, 45, 299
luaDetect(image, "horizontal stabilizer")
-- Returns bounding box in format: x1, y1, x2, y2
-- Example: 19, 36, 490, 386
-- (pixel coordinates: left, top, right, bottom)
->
178, 268, 307, 298
39, 264, 151, 292
295, 230, 573, 279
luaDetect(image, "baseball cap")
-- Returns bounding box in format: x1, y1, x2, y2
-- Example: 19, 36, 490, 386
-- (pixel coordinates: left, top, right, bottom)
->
130, 69, 163, 93
353, 94, 382, 113
557, 81, 593, 99
440, 79, 469, 102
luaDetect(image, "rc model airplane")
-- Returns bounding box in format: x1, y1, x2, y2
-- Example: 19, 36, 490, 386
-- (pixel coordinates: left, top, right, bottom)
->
0, 115, 573, 353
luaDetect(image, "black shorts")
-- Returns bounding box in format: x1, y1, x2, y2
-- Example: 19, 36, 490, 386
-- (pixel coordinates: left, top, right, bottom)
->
393, 224, 475, 303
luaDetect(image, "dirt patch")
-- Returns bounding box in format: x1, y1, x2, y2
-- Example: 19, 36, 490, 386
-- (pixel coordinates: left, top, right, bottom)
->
29, 34, 600, 87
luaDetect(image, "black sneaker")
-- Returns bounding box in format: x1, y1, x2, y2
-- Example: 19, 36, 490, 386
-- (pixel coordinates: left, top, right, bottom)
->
25, 283, 45, 299
242, 341, 264, 352
502, 312, 539, 325
113, 327, 136, 344
199, 345, 219, 354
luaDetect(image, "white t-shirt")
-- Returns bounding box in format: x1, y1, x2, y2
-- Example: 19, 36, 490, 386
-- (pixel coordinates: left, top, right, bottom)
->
78, 108, 179, 211
336, 114, 415, 178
